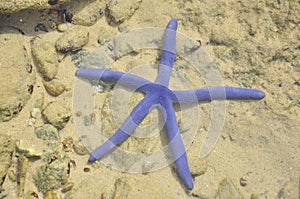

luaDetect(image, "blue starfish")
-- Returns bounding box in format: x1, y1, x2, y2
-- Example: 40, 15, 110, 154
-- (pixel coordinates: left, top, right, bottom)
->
75, 18, 265, 190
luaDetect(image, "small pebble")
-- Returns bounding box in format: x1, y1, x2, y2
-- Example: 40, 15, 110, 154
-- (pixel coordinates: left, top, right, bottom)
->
68, 160, 76, 169
31, 192, 38, 198
97, 27, 110, 45
83, 112, 96, 126
61, 182, 74, 193
65, 13, 73, 23
83, 167, 90, 172
51, 22, 57, 30
62, 137, 74, 152
240, 176, 247, 187
57, 23, 69, 32
75, 111, 82, 117
34, 23, 48, 32
42, 80, 66, 97
24, 190, 39, 199
48, 0, 59, 5
73, 140, 89, 155
28, 118, 36, 126
26, 63, 33, 73
30, 108, 41, 119
44, 191, 58, 199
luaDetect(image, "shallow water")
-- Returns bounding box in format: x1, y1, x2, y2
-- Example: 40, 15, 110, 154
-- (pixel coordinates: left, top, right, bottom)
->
0, 0, 299, 198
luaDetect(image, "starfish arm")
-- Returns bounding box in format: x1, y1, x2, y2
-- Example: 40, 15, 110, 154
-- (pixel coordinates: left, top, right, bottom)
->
173, 87, 265, 103
88, 94, 158, 162
160, 98, 194, 190
76, 68, 151, 91
155, 18, 178, 86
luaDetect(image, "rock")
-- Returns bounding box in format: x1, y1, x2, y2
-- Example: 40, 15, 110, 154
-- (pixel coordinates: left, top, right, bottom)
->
61, 137, 74, 152
210, 22, 242, 46
97, 27, 110, 45
66, 0, 106, 26
31, 39, 58, 81
0, 34, 36, 122
73, 140, 89, 155
34, 164, 68, 193
55, 26, 89, 53
28, 117, 36, 126
42, 100, 71, 129
186, 132, 208, 176
30, 108, 41, 119
16, 140, 43, 158
0, 0, 70, 14
0, 134, 15, 185
113, 177, 132, 199
189, 157, 208, 176
34, 124, 60, 141
29, 107, 42, 126
33, 151, 69, 193
42, 79, 66, 97
44, 191, 59, 199
61, 181, 74, 193
277, 180, 299, 199
17, 155, 29, 197
57, 23, 70, 32
215, 178, 244, 199
70, 49, 90, 68
106, 0, 142, 25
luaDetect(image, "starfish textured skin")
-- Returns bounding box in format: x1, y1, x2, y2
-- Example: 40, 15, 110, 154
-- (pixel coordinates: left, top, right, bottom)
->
75, 18, 265, 190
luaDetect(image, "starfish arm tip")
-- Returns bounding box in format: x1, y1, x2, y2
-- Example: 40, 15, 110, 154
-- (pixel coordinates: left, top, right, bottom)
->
75, 68, 83, 77
187, 182, 194, 190
88, 154, 97, 162
75, 68, 100, 80
167, 18, 178, 31
256, 90, 266, 100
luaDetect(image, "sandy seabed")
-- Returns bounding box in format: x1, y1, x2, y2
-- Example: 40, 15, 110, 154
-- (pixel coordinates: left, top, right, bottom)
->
0, 0, 299, 198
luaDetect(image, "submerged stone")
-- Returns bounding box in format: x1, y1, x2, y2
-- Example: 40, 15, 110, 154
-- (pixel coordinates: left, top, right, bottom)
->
42, 100, 71, 129
0, 34, 36, 122
34, 124, 60, 141
55, 26, 89, 53
215, 177, 244, 199
34, 151, 69, 193
31, 39, 58, 81
0, 134, 15, 185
